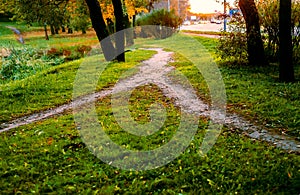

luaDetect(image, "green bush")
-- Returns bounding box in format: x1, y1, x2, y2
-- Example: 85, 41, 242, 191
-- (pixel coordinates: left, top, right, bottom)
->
217, 33, 247, 65
0, 46, 64, 82
217, 0, 300, 66
216, 14, 248, 66
46, 45, 92, 61
136, 9, 182, 39
257, 0, 300, 64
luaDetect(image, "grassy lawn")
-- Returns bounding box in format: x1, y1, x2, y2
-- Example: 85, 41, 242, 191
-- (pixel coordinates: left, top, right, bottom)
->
0, 23, 299, 193
134, 34, 300, 138
181, 30, 223, 36
0, 50, 156, 123
1, 90, 299, 194
182, 36, 300, 138
0, 22, 98, 49
0, 22, 43, 47
23, 31, 99, 49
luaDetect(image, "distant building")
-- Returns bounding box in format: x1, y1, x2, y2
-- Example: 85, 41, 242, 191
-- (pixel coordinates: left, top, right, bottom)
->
153, 0, 169, 11
152, 0, 189, 19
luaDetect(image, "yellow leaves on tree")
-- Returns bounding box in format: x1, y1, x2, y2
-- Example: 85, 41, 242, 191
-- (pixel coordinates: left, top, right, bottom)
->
124, 0, 148, 19
98, 0, 148, 23
100, 0, 115, 22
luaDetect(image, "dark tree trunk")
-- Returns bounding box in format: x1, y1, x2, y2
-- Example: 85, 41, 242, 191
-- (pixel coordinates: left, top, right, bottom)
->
44, 23, 49, 40
279, 0, 295, 82
50, 25, 55, 35
125, 18, 134, 47
123, 0, 134, 46
106, 18, 115, 34
239, 0, 266, 66
55, 27, 59, 34
62, 25, 66, 33
133, 14, 137, 38
112, 0, 126, 62
85, 0, 116, 61
67, 27, 73, 34
132, 14, 136, 27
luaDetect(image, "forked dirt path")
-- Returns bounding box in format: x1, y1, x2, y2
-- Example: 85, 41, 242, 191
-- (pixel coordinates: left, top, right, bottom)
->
0, 48, 299, 152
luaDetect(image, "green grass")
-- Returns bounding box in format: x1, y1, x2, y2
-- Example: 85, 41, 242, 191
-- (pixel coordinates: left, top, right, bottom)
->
0, 85, 299, 194
0, 49, 156, 123
0, 22, 43, 47
0, 21, 98, 49
0, 22, 43, 34
181, 30, 224, 36
141, 34, 300, 138
170, 55, 300, 137
221, 65, 300, 137
24, 34, 99, 49
194, 36, 300, 138
0, 24, 300, 194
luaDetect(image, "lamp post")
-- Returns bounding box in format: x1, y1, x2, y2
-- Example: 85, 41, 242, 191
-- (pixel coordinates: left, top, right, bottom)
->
178, 0, 187, 18
178, 0, 180, 16
224, 0, 227, 31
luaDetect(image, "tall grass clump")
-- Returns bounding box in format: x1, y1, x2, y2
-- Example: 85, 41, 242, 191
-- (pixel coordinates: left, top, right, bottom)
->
0, 46, 64, 82
135, 9, 182, 39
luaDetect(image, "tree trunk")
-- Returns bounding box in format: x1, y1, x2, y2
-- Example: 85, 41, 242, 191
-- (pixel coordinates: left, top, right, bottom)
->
62, 25, 66, 33
239, 0, 266, 66
106, 18, 114, 34
85, 0, 116, 61
133, 14, 136, 27
55, 27, 59, 34
123, 0, 134, 46
67, 27, 73, 34
44, 23, 49, 40
112, 0, 126, 62
133, 14, 137, 38
50, 25, 55, 35
279, 0, 295, 82
125, 18, 134, 47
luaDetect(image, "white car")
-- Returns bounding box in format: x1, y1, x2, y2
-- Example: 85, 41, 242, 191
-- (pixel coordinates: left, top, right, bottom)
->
215, 20, 222, 24
183, 20, 191, 25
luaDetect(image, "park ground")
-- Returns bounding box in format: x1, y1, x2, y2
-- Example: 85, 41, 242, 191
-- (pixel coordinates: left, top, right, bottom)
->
180, 22, 224, 32
0, 22, 300, 194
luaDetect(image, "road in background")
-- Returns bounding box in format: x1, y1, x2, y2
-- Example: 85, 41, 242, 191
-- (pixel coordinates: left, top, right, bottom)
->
180, 23, 224, 32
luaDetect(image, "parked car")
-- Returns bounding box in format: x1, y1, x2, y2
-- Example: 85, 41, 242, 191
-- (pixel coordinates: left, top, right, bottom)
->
215, 20, 222, 24
183, 20, 191, 25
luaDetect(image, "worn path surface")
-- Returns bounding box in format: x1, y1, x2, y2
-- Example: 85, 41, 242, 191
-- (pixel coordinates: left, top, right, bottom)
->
0, 48, 299, 152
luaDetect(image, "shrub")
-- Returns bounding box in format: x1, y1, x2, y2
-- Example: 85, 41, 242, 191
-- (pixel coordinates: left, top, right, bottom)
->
75, 45, 92, 56
257, 0, 300, 64
135, 9, 182, 39
217, 0, 300, 66
217, 32, 248, 66
0, 46, 64, 81
46, 45, 92, 61
216, 13, 248, 66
